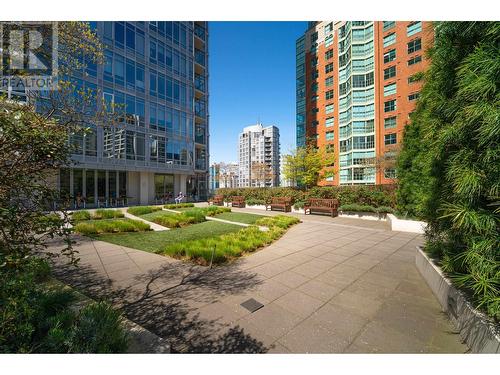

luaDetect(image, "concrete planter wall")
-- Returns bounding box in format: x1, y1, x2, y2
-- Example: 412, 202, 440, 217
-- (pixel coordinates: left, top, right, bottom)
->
387, 214, 427, 233
339, 211, 387, 221
415, 247, 500, 353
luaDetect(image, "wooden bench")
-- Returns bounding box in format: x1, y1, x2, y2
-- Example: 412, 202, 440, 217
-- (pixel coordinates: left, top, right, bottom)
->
208, 195, 224, 206
304, 198, 339, 217
231, 196, 246, 208
266, 197, 293, 212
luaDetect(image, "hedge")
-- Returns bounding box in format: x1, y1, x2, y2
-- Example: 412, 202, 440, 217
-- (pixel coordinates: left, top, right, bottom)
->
216, 185, 396, 208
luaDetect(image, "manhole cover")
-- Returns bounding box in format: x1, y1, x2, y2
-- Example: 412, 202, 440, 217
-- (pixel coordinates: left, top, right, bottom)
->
240, 298, 264, 313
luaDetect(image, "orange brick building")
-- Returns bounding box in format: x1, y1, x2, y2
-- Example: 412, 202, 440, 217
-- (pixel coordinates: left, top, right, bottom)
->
296, 21, 434, 185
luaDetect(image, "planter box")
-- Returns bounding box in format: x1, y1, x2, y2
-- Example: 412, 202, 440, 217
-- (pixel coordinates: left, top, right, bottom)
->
339, 211, 387, 221
387, 214, 427, 233
415, 247, 500, 353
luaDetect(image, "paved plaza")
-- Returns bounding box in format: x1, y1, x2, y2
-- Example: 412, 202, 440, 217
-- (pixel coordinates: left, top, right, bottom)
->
48, 208, 468, 353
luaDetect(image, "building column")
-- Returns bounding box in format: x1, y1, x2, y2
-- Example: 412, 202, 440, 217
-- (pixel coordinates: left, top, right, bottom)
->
139, 171, 150, 205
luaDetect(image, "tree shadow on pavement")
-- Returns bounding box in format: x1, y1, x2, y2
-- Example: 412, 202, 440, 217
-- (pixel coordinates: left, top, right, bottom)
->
51, 258, 269, 353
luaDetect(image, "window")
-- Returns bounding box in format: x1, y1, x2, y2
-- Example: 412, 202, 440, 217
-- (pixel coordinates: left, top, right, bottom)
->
408, 92, 420, 101
383, 21, 395, 31
384, 99, 396, 112
384, 83, 397, 96
408, 55, 422, 66
325, 76, 334, 87
408, 38, 422, 54
325, 34, 333, 48
383, 33, 396, 47
325, 49, 334, 60
325, 103, 334, 114
326, 131, 334, 141
384, 49, 396, 63
384, 168, 396, 179
125, 59, 135, 90
149, 71, 157, 96
352, 72, 374, 88
114, 54, 124, 86
384, 66, 396, 79
326, 90, 334, 100
136, 64, 144, 92
149, 39, 157, 62
325, 63, 334, 73
384, 116, 397, 129
407, 22, 422, 37
384, 133, 397, 145
115, 22, 124, 47
324, 22, 333, 33
325, 117, 334, 127
126, 24, 135, 50
136, 31, 145, 56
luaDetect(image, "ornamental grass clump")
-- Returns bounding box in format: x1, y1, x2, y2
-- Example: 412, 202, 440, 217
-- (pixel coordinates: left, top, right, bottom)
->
164, 203, 195, 209
92, 209, 124, 220
254, 215, 300, 229
162, 217, 297, 265
74, 219, 150, 235
126, 206, 162, 216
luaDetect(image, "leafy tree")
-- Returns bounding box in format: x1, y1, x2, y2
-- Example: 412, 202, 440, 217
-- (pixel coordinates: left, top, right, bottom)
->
0, 22, 128, 352
396, 22, 500, 320
283, 145, 335, 189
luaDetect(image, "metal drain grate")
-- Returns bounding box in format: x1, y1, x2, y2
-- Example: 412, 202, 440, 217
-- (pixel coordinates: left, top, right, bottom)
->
240, 298, 264, 313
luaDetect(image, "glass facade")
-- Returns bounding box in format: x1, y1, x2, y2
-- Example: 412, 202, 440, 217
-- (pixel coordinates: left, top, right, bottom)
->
296, 36, 306, 147
60, 21, 209, 204
337, 22, 376, 184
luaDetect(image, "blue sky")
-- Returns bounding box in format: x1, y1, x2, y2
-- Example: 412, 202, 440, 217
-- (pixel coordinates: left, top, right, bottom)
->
208, 21, 307, 164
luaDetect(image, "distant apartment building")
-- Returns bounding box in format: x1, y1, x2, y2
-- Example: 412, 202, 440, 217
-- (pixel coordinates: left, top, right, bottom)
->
238, 124, 280, 187
208, 164, 220, 192
218, 162, 239, 188
296, 21, 433, 185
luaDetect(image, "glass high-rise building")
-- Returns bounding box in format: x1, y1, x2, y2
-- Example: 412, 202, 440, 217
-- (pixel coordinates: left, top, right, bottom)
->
296, 21, 433, 185
58, 21, 209, 206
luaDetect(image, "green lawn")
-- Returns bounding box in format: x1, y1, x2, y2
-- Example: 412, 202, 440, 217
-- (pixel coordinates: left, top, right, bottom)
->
214, 212, 267, 224
96, 221, 242, 253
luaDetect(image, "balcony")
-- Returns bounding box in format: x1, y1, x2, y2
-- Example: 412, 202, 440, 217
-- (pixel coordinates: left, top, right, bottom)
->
194, 24, 206, 42
195, 49, 206, 67
195, 74, 206, 93
195, 99, 206, 118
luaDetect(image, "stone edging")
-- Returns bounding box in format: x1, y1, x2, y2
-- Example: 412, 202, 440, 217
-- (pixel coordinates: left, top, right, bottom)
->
415, 246, 500, 353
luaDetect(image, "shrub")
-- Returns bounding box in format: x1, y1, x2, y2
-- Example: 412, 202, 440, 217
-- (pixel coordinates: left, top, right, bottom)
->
216, 186, 396, 208
245, 198, 266, 206
396, 22, 500, 321
339, 204, 377, 213
127, 206, 162, 216
73, 219, 151, 235
164, 203, 194, 209
0, 259, 128, 353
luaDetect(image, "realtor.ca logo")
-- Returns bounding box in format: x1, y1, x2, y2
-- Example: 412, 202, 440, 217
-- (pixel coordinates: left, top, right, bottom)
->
0, 22, 58, 92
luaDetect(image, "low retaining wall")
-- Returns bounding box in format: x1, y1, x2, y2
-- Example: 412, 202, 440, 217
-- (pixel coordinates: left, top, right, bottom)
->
339, 211, 387, 221
415, 247, 500, 353
387, 214, 427, 233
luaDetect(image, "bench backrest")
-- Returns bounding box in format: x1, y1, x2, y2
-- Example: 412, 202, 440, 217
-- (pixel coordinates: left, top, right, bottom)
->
271, 197, 293, 205
232, 196, 245, 202
308, 198, 339, 208
213, 195, 224, 201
